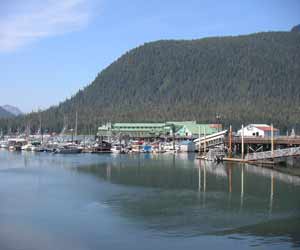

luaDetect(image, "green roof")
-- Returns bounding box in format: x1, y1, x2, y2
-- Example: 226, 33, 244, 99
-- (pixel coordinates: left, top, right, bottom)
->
190, 124, 218, 134
98, 122, 220, 136
177, 124, 219, 135
166, 121, 197, 125
111, 123, 168, 133
113, 123, 166, 128
111, 128, 163, 132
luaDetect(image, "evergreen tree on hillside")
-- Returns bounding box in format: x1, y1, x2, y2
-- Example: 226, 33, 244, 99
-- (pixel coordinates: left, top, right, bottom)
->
1, 31, 300, 133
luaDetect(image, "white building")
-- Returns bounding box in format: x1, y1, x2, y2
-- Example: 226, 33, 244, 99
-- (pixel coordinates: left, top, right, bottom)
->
237, 124, 279, 137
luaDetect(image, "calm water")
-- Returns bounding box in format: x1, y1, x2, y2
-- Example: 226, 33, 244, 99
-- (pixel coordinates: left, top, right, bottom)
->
0, 150, 300, 250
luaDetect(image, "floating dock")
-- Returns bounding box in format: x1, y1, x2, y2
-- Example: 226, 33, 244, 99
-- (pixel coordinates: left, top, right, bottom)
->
222, 157, 276, 166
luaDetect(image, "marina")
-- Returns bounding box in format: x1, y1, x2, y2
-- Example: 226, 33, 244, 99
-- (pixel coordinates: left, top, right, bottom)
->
2, 122, 300, 168
0, 2, 299, 249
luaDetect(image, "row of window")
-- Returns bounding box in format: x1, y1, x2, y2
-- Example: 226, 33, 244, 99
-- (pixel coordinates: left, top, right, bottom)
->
113, 127, 163, 130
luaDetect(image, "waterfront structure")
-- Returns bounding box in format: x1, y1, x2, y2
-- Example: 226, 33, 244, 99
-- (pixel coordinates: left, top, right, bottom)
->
97, 121, 221, 139
174, 122, 221, 137
97, 122, 172, 138
237, 124, 279, 137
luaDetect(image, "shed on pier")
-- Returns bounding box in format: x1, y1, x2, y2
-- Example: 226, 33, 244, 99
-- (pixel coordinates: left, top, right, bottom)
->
237, 124, 279, 137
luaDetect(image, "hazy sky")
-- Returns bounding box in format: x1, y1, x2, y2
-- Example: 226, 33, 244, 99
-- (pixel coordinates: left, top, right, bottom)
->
0, 0, 299, 113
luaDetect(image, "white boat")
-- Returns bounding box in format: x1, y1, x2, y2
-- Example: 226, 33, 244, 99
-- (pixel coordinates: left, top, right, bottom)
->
111, 144, 123, 153
30, 141, 42, 151
162, 143, 180, 154
21, 144, 32, 151
53, 144, 82, 154
21, 141, 42, 151
0, 141, 8, 149
8, 138, 27, 151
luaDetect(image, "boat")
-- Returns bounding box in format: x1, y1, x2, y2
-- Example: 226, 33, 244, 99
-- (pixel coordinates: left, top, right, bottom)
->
142, 145, 153, 153
21, 141, 42, 151
162, 142, 180, 154
0, 141, 8, 149
21, 143, 32, 151
91, 141, 112, 153
53, 145, 82, 154
111, 144, 127, 154
131, 141, 144, 153
32, 145, 47, 152
8, 138, 27, 151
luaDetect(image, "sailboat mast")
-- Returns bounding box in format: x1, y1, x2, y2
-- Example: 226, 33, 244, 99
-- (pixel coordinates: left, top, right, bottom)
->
75, 111, 78, 137
39, 111, 43, 143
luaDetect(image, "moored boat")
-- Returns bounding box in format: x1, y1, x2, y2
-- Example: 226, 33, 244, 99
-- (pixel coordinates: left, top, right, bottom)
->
53, 145, 82, 154
0, 141, 8, 149
91, 141, 112, 153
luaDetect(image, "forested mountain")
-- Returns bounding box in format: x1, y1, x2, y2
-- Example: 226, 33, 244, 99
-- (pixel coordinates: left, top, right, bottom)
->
1, 105, 23, 116
291, 24, 300, 32
1, 31, 300, 134
0, 107, 14, 118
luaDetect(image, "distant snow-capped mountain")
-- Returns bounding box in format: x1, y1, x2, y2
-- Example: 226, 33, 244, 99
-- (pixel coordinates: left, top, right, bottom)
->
0, 105, 23, 117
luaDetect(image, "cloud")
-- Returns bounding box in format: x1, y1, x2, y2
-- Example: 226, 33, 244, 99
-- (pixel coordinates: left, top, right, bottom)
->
0, 0, 92, 52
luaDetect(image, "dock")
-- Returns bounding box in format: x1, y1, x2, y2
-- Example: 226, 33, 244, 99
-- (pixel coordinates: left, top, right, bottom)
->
222, 157, 276, 166
225, 136, 300, 147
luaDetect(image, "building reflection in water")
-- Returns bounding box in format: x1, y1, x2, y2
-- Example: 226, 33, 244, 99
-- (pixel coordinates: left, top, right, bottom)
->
240, 165, 244, 210
194, 160, 284, 216
244, 164, 300, 186
269, 172, 274, 215
71, 154, 300, 244
198, 162, 201, 192
82, 155, 300, 219
228, 164, 232, 193
106, 164, 111, 181
203, 161, 206, 192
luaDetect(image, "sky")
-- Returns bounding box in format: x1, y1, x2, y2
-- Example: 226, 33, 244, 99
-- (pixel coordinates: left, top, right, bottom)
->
0, 0, 299, 113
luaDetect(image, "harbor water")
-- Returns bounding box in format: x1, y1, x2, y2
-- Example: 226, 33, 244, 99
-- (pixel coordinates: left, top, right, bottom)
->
0, 150, 299, 250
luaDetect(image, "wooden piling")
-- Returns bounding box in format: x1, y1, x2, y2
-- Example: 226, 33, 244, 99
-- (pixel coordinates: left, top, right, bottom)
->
229, 125, 232, 158
198, 125, 201, 154
204, 127, 206, 154
241, 124, 244, 159
271, 123, 274, 157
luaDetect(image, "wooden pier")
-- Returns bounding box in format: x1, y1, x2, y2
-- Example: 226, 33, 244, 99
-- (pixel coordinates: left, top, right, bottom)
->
223, 136, 300, 164
225, 136, 300, 147
245, 147, 300, 161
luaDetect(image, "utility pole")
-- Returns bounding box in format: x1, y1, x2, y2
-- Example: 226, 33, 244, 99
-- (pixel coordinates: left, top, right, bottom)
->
216, 113, 221, 132
172, 124, 175, 151
198, 125, 201, 154
241, 124, 244, 159
26, 120, 31, 140
204, 127, 206, 154
70, 129, 74, 143
229, 125, 232, 158
39, 111, 43, 143
271, 124, 274, 157
75, 111, 78, 138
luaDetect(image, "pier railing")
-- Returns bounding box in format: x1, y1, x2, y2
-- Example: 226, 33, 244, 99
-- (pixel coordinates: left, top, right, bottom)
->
245, 147, 300, 161
226, 136, 300, 145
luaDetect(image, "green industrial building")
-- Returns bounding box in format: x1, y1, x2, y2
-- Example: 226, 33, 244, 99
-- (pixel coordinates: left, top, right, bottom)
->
97, 121, 221, 139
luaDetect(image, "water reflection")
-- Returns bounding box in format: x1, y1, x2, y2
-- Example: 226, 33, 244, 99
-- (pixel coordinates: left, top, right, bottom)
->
269, 172, 274, 215
1, 151, 300, 249
240, 165, 244, 210
75, 155, 300, 241
214, 217, 300, 248
244, 164, 300, 186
